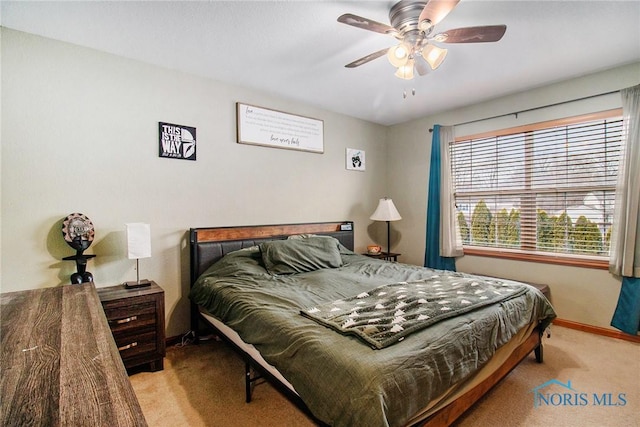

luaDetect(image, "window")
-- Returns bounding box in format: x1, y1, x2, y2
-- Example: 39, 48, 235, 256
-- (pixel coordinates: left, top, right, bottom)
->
450, 110, 623, 267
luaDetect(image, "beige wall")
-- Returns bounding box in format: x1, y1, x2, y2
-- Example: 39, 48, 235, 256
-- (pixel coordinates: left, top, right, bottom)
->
387, 62, 640, 330
0, 28, 389, 336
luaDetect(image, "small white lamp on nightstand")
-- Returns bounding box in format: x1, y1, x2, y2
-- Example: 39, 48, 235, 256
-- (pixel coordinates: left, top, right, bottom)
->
370, 197, 402, 254
125, 222, 152, 289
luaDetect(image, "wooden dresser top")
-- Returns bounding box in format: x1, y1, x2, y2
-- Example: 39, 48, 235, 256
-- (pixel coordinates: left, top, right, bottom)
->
1, 283, 147, 426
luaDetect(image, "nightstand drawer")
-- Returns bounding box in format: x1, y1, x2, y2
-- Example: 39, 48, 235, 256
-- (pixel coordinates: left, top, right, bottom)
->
104, 302, 157, 334
112, 324, 157, 345
114, 330, 157, 359
102, 298, 155, 317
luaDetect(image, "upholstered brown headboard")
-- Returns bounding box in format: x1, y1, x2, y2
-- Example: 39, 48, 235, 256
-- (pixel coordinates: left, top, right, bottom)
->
189, 221, 354, 285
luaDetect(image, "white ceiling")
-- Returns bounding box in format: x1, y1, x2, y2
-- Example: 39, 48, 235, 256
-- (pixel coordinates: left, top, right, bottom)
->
2, 1, 639, 126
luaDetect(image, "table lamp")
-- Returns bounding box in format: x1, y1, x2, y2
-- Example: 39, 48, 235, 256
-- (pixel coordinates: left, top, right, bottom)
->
370, 197, 402, 254
125, 222, 151, 288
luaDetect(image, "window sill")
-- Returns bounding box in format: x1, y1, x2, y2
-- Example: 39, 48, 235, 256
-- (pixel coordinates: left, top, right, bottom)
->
462, 247, 609, 270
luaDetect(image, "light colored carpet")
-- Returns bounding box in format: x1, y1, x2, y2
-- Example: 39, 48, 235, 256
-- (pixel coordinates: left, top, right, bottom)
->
130, 326, 639, 426
453, 326, 639, 427
129, 336, 314, 427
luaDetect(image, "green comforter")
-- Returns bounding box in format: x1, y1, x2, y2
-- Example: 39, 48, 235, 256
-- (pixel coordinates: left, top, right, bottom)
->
190, 246, 556, 427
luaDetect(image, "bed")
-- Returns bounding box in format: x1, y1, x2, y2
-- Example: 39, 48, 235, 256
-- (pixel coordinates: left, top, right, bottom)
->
189, 221, 556, 427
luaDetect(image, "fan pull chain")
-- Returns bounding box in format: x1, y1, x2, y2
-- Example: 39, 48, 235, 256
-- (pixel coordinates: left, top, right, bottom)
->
402, 88, 416, 99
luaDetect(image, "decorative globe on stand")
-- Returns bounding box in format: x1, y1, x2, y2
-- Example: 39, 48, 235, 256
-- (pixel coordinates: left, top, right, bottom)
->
61, 213, 96, 284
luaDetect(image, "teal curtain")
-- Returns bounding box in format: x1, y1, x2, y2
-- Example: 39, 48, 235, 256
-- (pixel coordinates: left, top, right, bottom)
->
611, 277, 640, 335
424, 125, 456, 271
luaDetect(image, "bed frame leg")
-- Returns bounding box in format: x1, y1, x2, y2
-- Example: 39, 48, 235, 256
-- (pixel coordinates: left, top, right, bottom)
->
190, 303, 201, 345
245, 360, 264, 403
245, 361, 252, 403
535, 330, 544, 363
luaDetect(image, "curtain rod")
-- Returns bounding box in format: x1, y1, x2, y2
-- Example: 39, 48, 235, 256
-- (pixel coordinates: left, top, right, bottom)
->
428, 89, 620, 132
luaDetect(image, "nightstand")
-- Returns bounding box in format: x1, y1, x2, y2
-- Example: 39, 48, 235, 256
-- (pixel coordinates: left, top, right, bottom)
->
98, 281, 166, 372
364, 252, 401, 262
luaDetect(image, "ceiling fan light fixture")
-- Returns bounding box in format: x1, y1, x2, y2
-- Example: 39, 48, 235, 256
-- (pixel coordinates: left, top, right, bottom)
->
338, 1, 507, 81
387, 43, 410, 67
395, 60, 415, 80
422, 44, 448, 70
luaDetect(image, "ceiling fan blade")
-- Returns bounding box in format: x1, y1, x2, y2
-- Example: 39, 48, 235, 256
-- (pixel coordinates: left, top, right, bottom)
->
436, 25, 507, 43
419, 0, 460, 26
338, 13, 397, 35
414, 56, 430, 76
345, 48, 389, 68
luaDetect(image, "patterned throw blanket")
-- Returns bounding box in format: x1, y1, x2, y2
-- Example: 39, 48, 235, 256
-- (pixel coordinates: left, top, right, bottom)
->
301, 274, 528, 349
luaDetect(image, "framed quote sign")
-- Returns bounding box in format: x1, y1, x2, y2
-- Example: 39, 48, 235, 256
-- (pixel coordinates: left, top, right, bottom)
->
236, 103, 324, 153
158, 122, 196, 161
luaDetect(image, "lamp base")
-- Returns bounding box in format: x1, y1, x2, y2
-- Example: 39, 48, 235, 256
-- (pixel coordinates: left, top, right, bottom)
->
124, 279, 151, 289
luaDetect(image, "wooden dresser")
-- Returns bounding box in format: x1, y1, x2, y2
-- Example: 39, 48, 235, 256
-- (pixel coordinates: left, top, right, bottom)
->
0, 283, 147, 426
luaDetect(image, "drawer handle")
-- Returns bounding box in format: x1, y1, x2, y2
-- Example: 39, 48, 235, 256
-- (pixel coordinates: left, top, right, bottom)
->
118, 342, 138, 351
112, 315, 137, 325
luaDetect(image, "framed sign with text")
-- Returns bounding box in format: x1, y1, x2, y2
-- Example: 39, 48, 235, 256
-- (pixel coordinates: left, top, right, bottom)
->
236, 103, 324, 153
159, 122, 196, 161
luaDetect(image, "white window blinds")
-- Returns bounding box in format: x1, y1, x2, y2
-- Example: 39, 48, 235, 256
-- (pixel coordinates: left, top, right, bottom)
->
451, 112, 623, 258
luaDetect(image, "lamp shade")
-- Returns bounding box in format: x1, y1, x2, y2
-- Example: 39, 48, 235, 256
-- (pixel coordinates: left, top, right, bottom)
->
370, 198, 402, 221
126, 223, 151, 259
422, 44, 448, 70
394, 60, 415, 80
387, 43, 410, 67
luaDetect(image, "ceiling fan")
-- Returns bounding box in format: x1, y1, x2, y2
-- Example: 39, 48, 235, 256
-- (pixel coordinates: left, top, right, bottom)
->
338, 0, 506, 80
